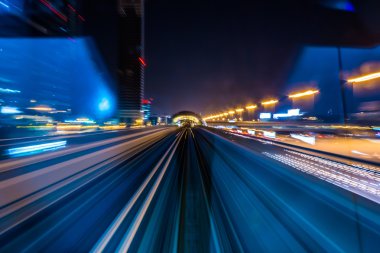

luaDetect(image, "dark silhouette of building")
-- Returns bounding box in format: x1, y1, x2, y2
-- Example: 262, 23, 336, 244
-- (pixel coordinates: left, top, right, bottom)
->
118, 0, 144, 123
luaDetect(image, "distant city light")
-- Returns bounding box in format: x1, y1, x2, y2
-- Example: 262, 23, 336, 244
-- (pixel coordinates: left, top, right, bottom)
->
259, 113, 271, 119
263, 131, 276, 138
27, 106, 54, 111
49, 110, 67, 114
247, 129, 255, 135
0, 87, 21, 93
273, 113, 289, 119
235, 108, 244, 113
261, 99, 278, 105
273, 109, 302, 119
347, 72, 380, 83
228, 110, 235, 114
289, 89, 319, 98
1, 106, 21, 114
30, 99, 37, 103
246, 105, 257, 110
65, 118, 96, 124
288, 109, 301, 116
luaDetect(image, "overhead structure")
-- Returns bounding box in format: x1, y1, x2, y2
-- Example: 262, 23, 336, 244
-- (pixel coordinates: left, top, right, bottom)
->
172, 111, 206, 126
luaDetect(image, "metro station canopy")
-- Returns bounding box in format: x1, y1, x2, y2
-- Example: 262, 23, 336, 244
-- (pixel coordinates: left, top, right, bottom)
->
172, 111, 206, 126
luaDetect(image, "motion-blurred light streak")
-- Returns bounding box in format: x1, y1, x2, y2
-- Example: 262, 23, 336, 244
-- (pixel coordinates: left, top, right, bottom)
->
39, 0, 68, 22
116, 132, 182, 252
264, 150, 380, 202
91, 132, 182, 253
290, 133, 316, 145
27, 106, 54, 112
0, 88, 20, 93
347, 72, 380, 83
7, 140, 67, 156
0, 1, 9, 8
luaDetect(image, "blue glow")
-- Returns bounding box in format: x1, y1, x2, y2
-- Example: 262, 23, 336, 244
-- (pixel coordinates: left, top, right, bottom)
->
322, 1, 355, 12
99, 98, 110, 112
7, 140, 67, 157
344, 2, 355, 12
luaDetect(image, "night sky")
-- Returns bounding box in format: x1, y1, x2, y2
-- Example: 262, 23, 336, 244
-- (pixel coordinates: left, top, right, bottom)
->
145, 1, 297, 116
144, 1, 380, 116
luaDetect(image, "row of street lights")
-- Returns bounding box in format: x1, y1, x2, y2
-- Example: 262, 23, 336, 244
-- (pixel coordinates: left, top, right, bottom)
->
203, 71, 380, 122
203, 89, 319, 121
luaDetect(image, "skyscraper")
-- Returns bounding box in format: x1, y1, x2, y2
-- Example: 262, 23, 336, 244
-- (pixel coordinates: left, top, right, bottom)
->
118, 0, 145, 124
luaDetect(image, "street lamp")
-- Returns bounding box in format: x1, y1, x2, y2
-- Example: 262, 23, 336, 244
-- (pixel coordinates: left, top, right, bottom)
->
235, 108, 244, 121
343, 71, 380, 123
261, 99, 278, 105
245, 105, 257, 110
246, 104, 257, 121
288, 90, 319, 98
347, 72, 380, 83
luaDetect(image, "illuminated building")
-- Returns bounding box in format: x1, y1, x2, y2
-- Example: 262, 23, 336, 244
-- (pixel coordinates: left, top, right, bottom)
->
118, 0, 145, 123
141, 98, 152, 120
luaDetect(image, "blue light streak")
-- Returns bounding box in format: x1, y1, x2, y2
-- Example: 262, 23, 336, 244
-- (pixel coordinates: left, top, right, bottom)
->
0, 1, 9, 9
7, 140, 67, 156
0, 87, 20, 93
